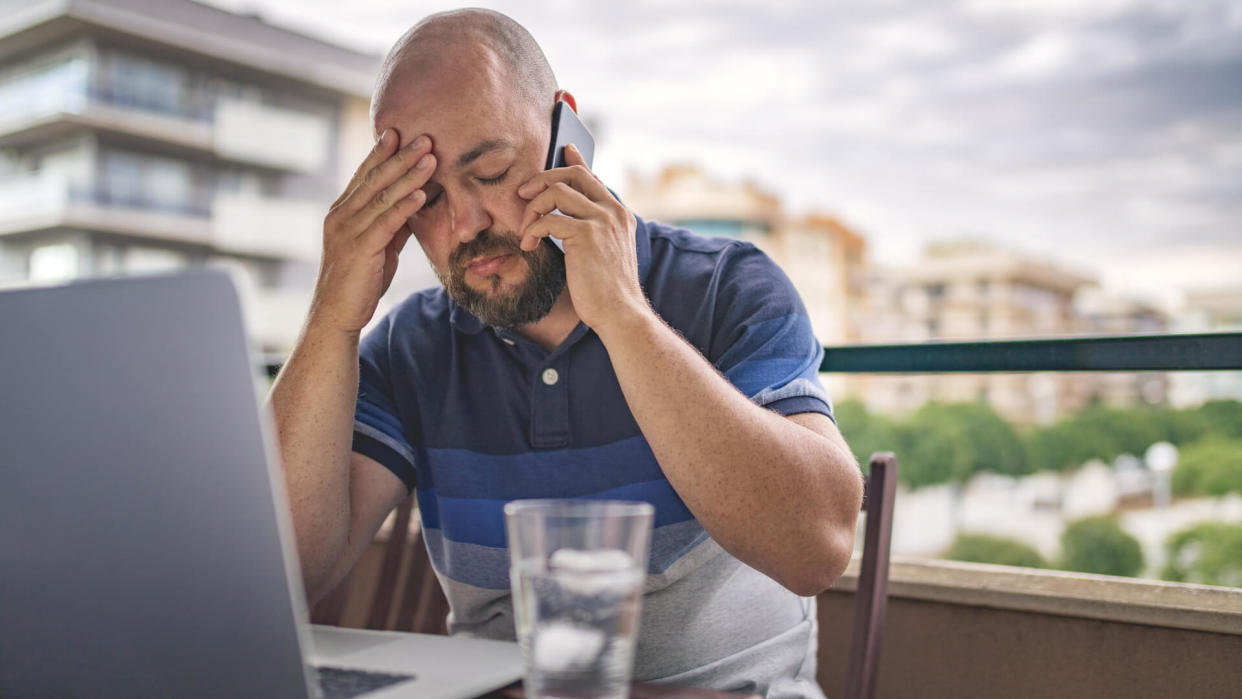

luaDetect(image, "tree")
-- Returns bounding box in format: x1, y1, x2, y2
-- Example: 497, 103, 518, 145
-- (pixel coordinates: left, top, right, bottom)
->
1074, 406, 1164, 462
1193, 400, 1242, 439
940, 403, 1029, 477
898, 404, 974, 488
1059, 516, 1145, 578
1025, 420, 1116, 473
1170, 438, 1242, 497
833, 399, 902, 475
944, 533, 1048, 569
1161, 522, 1242, 588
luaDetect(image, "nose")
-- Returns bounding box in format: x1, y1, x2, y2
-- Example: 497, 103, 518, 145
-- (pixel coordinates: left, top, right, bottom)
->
448, 190, 492, 245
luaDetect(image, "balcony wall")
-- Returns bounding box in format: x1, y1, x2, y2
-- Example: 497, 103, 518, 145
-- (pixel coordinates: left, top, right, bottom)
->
816, 558, 1242, 699
211, 193, 322, 261
213, 98, 329, 174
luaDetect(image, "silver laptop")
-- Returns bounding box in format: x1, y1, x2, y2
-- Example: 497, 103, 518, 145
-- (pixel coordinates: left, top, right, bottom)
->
0, 270, 523, 698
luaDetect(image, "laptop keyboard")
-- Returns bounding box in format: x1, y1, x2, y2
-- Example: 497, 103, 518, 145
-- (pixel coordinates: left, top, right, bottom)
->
315, 665, 416, 698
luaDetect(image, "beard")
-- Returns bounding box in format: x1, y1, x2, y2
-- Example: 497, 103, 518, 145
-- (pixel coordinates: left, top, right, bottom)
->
436, 229, 566, 329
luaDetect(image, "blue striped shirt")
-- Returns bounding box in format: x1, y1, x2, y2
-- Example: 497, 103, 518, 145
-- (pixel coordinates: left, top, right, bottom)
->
353, 217, 832, 697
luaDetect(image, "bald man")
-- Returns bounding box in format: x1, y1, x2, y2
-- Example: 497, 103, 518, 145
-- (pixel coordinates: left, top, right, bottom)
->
268, 9, 862, 698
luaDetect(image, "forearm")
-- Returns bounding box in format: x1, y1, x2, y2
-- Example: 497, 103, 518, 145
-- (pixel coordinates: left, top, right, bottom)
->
266, 319, 360, 591
597, 307, 862, 595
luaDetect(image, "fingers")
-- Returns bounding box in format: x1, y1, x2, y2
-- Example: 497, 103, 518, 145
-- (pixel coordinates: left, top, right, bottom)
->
358, 193, 425, 253
517, 144, 612, 205
334, 128, 399, 209
338, 134, 433, 219
350, 151, 436, 236
518, 182, 597, 251
519, 213, 593, 252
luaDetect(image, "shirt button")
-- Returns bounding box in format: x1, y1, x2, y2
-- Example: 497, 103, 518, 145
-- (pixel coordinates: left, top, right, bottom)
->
502, 338, 516, 346
541, 368, 559, 386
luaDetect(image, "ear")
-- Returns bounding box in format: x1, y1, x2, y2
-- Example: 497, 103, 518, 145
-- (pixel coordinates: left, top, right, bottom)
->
553, 89, 578, 114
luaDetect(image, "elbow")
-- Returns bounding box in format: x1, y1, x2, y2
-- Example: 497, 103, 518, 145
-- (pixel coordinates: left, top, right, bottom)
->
773, 523, 859, 598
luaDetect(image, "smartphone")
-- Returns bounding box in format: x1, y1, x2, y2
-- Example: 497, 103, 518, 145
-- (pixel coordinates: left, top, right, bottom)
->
543, 101, 596, 252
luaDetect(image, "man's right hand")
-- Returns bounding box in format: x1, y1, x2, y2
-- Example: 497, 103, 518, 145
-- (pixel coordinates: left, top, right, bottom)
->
309, 129, 436, 335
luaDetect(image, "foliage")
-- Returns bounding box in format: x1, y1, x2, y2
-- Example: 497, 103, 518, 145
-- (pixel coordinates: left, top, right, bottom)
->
1073, 406, 1164, 462
1161, 521, 1242, 588
1024, 420, 1116, 473
1169, 439, 1242, 497
1191, 400, 1242, 440
1058, 516, 1145, 578
938, 403, 1029, 477
943, 533, 1048, 569
833, 399, 902, 475
897, 404, 974, 488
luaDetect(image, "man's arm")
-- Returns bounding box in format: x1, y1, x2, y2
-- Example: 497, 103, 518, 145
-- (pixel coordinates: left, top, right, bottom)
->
596, 312, 862, 596
267, 128, 435, 603
518, 146, 863, 596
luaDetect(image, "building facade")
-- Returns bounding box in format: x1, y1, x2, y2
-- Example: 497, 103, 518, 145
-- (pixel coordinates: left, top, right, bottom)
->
0, 0, 431, 352
624, 164, 869, 349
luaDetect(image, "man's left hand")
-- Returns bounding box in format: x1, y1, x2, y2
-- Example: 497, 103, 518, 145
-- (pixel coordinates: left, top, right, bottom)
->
516, 144, 647, 335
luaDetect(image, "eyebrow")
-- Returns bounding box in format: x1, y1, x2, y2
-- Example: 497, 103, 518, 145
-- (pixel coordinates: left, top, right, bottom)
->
455, 140, 512, 170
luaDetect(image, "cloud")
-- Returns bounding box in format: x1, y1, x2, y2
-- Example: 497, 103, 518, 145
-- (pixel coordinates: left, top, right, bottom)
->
202, 0, 1242, 300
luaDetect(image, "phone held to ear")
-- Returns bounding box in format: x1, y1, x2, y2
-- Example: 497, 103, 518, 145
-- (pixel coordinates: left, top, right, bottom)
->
543, 101, 596, 252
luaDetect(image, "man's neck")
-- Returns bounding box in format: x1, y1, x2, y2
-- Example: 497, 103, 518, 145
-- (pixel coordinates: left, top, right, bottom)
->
513, 290, 579, 352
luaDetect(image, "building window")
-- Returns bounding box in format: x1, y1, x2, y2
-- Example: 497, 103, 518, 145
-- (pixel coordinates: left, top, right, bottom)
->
0, 56, 88, 122
97, 52, 188, 118
99, 150, 199, 215
29, 243, 79, 282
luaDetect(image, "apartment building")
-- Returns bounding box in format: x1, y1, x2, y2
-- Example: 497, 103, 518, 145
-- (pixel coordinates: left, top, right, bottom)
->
0, 0, 408, 351
624, 164, 869, 349
857, 241, 1097, 424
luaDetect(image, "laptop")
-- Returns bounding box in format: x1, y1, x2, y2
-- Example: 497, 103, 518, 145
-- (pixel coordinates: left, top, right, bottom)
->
0, 270, 523, 698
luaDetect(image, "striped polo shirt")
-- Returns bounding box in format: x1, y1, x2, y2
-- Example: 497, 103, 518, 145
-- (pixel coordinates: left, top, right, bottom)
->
353, 217, 833, 698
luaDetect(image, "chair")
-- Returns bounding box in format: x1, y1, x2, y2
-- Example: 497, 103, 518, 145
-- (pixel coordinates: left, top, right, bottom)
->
844, 452, 899, 699
310, 494, 449, 634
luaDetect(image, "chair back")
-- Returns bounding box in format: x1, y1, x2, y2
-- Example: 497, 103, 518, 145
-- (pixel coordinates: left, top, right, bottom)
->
310, 494, 449, 635
845, 452, 898, 699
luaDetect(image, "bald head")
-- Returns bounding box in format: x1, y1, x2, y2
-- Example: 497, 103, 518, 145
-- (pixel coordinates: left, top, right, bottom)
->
371, 8, 558, 126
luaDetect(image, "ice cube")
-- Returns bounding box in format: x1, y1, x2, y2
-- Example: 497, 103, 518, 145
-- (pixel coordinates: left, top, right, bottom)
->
548, 548, 635, 573
533, 621, 606, 672
546, 548, 641, 596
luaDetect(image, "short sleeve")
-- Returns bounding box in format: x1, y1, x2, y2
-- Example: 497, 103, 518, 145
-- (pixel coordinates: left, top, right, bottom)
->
352, 313, 418, 493
708, 243, 835, 422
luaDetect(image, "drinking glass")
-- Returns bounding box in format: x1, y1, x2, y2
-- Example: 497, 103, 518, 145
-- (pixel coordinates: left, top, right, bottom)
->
504, 499, 654, 699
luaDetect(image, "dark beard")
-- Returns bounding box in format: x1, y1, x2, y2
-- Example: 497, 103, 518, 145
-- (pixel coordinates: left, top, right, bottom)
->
437, 229, 566, 329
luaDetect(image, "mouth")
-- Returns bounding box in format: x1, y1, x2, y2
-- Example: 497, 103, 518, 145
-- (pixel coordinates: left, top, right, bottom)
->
465, 253, 513, 278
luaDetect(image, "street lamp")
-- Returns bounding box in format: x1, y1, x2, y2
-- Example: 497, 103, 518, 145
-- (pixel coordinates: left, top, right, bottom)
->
1145, 441, 1178, 510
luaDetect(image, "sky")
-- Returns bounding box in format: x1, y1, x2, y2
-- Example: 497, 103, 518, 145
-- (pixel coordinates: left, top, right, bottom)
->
207, 0, 1242, 309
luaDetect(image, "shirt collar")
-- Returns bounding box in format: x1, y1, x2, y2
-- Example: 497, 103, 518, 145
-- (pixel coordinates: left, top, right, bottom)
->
447, 214, 653, 335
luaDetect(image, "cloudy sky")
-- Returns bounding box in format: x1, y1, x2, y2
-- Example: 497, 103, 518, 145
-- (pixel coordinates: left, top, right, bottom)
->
209, 0, 1242, 308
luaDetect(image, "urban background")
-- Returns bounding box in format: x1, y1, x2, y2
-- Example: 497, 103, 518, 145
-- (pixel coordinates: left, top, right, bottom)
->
1, 0, 1239, 588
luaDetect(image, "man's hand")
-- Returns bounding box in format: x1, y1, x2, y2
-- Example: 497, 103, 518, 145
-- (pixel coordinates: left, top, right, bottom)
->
515, 144, 648, 335
309, 129, 436, 335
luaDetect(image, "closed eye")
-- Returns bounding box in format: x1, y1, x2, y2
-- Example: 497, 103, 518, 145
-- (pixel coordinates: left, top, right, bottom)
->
478, 168, 510, 185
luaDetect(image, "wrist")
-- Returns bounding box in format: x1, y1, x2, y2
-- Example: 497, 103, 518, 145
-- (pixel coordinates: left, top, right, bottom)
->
591, 296, 661, 346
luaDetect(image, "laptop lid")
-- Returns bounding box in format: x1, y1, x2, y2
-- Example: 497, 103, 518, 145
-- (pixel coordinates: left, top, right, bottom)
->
0, 270, 316, 697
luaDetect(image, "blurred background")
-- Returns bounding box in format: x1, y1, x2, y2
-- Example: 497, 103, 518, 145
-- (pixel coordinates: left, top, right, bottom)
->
0, 0, 1239, 587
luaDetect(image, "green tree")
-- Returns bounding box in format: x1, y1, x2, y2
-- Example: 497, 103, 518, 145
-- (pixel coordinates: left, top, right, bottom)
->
944, 533, 1048, 569
1192, 400, 1242, 439
833, 399, 902, 475
898, 403, 974, 488
940, 403, 1029, 477
1025, 420, 1117, 473
1161, 521, 1242, 588
1170, 438, 1242, 497
1074, 406, 1164, 461
1059, 516, 1145, 577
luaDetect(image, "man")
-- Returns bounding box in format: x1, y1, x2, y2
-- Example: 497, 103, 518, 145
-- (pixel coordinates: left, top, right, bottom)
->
268, 8, 863, 697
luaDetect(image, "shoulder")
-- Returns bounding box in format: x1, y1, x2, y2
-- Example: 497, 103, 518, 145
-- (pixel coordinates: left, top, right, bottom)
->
642, 217, 802, 311
360, 286, 455, 361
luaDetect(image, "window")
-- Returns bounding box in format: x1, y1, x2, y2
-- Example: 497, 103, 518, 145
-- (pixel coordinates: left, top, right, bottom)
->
100, 150, 196, 215
98, 53, 187, 118
0, 57, 88, 122
29, 243, 78, 282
